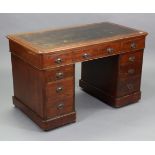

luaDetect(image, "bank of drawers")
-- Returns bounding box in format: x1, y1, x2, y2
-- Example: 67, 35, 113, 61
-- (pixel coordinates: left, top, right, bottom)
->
117, 50, 143, 97
118, 36, 144, 97
44, 65, 75, 119
42, 41, 121, 68
43, 36, 145, 113
42, 36, 145, 69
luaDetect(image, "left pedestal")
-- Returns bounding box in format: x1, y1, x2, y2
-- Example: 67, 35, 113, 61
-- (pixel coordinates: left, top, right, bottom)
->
11, 54, 76, 131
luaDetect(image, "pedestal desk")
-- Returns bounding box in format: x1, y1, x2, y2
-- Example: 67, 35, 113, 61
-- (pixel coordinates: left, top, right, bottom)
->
7, 22, 148, 130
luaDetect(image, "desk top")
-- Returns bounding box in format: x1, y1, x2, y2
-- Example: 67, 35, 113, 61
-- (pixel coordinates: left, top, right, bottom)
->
8, 22, 147, 54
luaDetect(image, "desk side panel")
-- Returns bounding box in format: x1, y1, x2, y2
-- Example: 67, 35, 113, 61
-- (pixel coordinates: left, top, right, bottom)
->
11, 54, 45, 118
9, 40, 43, 69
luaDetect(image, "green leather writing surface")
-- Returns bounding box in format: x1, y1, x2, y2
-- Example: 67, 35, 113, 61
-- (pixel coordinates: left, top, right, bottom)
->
17, 22, 138, 50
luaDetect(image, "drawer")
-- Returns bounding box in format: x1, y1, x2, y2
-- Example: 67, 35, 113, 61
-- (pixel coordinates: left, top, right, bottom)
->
44, 65, 74, 83
119, 62, 142, 78
46, 77, 74, 102
117, 76, 141, 97
99, 41, 121, 56
119, 50, 143, 65
73, 47, 103, 63
43, 52, 73, 68
46, 97, 74, 118
73, 41, 121, 63
122, 37, 145, 51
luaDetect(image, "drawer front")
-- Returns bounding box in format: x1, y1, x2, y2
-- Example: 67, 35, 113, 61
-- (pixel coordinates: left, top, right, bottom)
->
43, 52, 73, 68
47, 97, 74, 118
117, 76, 141, 97
99, 41, 121, 56
73, 41, 121, 63
46, 77, 74, 102
119, 63, 142, 78
73, 47, 103, 63
122, 37, 145, 51
45, 65, 74, 83
119, 50, 143, 65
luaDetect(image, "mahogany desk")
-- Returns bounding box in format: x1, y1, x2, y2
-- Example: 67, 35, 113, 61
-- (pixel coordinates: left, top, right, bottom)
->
7, 22, 148, 130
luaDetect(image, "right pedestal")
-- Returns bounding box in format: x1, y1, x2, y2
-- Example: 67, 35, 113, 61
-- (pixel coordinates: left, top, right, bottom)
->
79, 50, 143, 108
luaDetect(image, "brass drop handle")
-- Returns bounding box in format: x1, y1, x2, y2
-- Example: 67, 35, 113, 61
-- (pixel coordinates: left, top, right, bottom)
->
131, 42, 136, 49
82, 53, 90, 59
107, 47, 114, 54
57, 103, 64, 110
128, 69, 135, 74
56, 72, 64, 79
56, 86, 63, 93
128, 56, 135, 62
55, 58, 63, 64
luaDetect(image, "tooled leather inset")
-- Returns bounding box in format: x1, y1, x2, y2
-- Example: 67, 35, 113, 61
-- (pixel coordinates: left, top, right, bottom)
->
16, 22, 139, 50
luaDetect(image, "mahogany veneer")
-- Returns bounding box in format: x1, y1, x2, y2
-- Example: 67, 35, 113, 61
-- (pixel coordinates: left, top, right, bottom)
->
7, 22, 148, 130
